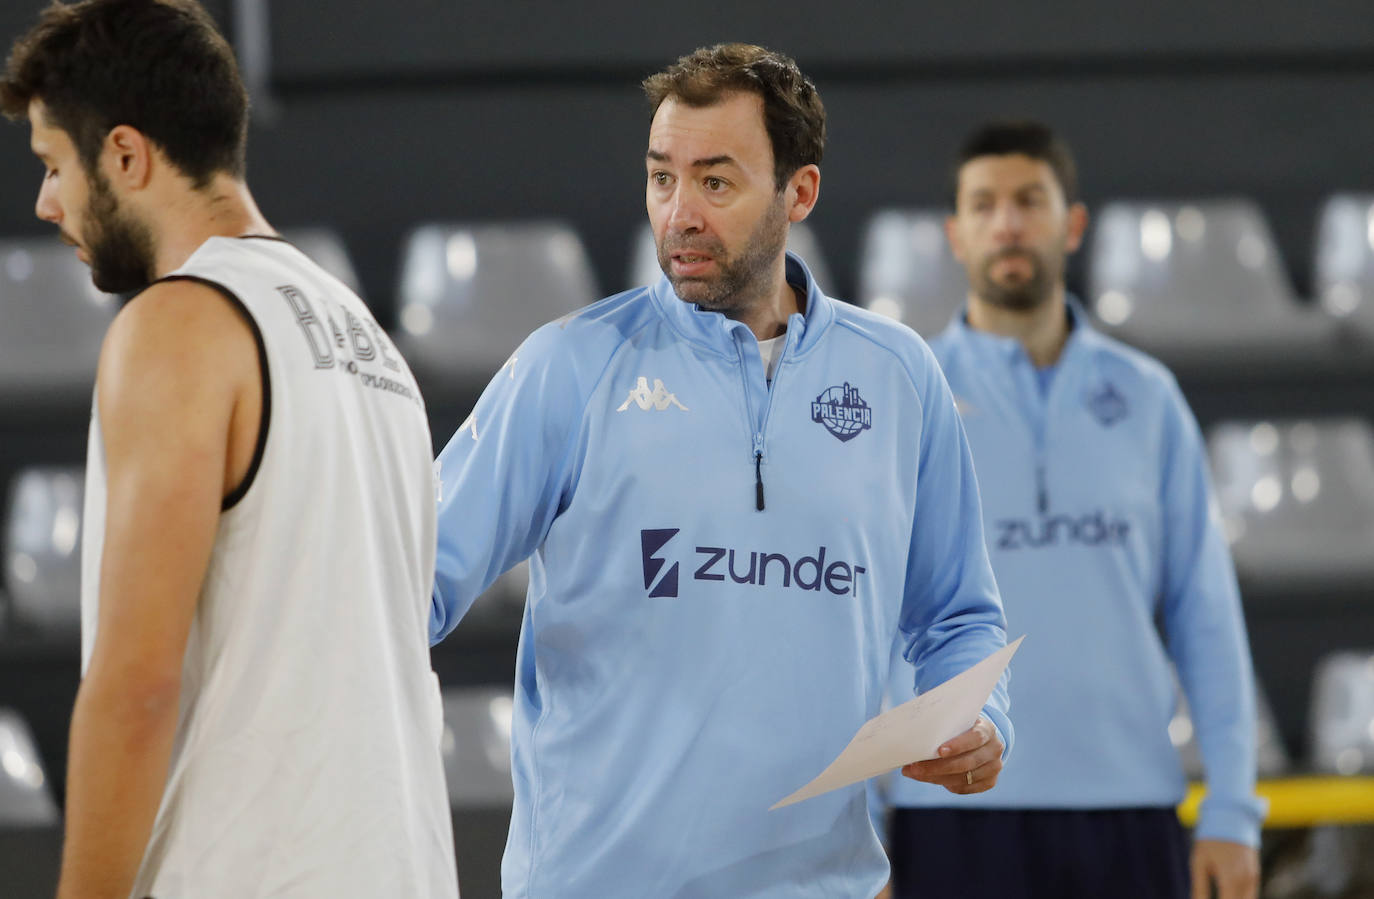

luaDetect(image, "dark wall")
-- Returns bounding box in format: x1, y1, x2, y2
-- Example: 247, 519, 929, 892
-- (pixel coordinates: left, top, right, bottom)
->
3, 0, 1374, 322
266, 0, 1374, 74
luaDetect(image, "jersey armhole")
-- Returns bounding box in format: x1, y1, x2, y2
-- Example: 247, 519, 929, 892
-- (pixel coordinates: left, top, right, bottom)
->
153, 274, 272, 511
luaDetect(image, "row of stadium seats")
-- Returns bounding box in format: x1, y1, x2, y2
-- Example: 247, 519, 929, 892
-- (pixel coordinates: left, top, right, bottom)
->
5, 647, 1374, 828
5, 416, 1373, 640
5, 194, 1374, 408
860, 197, 1374, 360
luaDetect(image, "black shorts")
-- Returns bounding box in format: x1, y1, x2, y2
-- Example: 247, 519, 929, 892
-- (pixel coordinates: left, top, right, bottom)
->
887, 806, 1190, 899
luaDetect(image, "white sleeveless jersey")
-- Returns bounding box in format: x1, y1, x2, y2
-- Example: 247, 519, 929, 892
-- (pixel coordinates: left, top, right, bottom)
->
79, 236, 458, 898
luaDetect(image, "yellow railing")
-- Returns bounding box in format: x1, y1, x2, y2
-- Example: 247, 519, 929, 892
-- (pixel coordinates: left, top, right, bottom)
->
1180, 777, 1374, 828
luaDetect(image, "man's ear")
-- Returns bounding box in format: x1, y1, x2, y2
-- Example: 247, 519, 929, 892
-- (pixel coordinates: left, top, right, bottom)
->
1065, 202, 1089, 255
945, 213, 968, 265
786, 164, 821, 223
101, 125, 154, 190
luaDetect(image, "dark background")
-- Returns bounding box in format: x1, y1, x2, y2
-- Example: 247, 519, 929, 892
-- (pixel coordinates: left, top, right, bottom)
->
4, 1, 1374, 317
2, 2, 1373, 894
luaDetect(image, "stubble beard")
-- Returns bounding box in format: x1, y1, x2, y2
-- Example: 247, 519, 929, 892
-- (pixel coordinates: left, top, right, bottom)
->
972, 246, 1063, 312
657, 192, 790, 316
83, 170, 158, 295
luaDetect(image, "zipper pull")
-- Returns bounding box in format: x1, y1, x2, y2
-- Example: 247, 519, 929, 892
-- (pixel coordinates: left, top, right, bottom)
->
1036, 464, 1049, 514
754, 451, 765, 511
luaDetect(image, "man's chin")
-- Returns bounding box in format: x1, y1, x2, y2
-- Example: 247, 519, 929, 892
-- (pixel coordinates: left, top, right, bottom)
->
668, 276, 716, 302
91, 269, 151, 295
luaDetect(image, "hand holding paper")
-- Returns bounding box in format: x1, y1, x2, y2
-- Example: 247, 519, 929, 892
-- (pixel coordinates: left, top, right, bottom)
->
771, 636, 1023, 810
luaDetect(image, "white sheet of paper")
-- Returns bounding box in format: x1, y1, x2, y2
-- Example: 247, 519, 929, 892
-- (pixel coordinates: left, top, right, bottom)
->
770, 635, 1024, 810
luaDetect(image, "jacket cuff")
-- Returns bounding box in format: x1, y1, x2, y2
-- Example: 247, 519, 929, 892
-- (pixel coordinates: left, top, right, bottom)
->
980, 704, 1014, 762
1195, 795, 1267, 847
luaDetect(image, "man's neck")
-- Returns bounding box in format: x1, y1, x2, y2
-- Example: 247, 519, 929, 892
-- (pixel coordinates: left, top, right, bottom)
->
149, 177, 273, 278
728, 257, 804, 342
966, 289, 1070, 368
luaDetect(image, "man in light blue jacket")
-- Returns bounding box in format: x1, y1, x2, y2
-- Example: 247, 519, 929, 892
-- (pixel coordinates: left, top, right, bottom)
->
879, 120, 1263, 899
431, 44, 1012, 898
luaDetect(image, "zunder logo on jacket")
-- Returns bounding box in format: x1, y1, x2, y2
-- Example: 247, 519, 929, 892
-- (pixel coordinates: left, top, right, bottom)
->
992, 510, 1131, 550
639, 528, 868, 599
811, 383, 872, 442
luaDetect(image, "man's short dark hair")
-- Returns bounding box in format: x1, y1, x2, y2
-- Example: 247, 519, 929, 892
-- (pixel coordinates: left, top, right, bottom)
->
1, 0, 249, 187
951, 120, 1079, 208
643, 43, 826, 192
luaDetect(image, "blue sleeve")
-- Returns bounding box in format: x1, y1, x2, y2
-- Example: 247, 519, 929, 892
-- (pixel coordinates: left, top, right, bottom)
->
897, 345, 1013, 757
429, 328, 586, 644
1158, 379, 1266, 846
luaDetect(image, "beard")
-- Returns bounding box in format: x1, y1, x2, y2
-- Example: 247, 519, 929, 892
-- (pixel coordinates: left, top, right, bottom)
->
971, 245, 1062, 312
656, 192, 789, 314
80, 170, 158, 295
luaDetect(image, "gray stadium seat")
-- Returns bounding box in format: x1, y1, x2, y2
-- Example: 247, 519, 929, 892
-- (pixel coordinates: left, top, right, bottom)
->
0, 236, 117, 406
440, 686, 514, 807
278, 227, 360, 292
1170, 679, 1289, 779
857, 208, 968, 337
0, 708, 59, 826
1087, 199, 1332, 361
625, 220, 835, 298
3, 466, 83, 638
1310, 651, 1374, 775
1208, 418, 1374, 586
1313, 193, 1374, 336
395, 221, 598, 382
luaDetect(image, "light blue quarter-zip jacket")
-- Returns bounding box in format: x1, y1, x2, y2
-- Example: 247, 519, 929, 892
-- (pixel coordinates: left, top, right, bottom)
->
431, 254, 1011, 897
882, 307, 1264, 847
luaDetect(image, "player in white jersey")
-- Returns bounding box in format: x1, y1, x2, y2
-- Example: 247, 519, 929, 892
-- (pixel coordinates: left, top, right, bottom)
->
2, 2, 458, 897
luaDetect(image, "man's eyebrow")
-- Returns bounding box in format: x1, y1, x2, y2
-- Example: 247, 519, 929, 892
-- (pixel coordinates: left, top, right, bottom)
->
645, 150, 739, 169
691, 155, 736, 169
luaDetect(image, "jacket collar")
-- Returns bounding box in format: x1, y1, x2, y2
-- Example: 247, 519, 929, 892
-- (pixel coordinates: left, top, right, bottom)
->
944, 296, 1107, 367
649, 251, 836, 358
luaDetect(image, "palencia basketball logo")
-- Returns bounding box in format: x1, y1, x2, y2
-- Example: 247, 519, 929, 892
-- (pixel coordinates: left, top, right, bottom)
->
1085, 380, 1129, 427
811, 383, 872, 442
640, 528, 868, 599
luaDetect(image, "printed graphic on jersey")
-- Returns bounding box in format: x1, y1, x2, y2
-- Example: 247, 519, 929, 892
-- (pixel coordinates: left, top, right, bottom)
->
641, 528, 681, 598
277, 283, 421, 407
639, 528, 868, 598
993, 510, 1131, 550
617, 377, 689, 412
811, 383, 872, 442
1085, 381, 1129, 427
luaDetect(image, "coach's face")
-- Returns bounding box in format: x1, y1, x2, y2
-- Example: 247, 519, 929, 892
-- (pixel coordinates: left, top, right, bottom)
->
946, 153, 1087, 312
29, 100, 156, 293
646, 91, 795, 314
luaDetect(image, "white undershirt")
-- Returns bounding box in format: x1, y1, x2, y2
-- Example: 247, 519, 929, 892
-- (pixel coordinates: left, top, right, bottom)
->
758, 334, 786, 382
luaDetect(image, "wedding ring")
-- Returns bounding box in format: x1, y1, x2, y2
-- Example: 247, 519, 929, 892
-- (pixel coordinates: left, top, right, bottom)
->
966, 771, 973, 786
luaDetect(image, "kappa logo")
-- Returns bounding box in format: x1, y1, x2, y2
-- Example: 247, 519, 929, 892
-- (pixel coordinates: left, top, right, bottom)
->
1085, 381, 1129, 427
811, 383, 872, 442
617, 377, 689, 412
